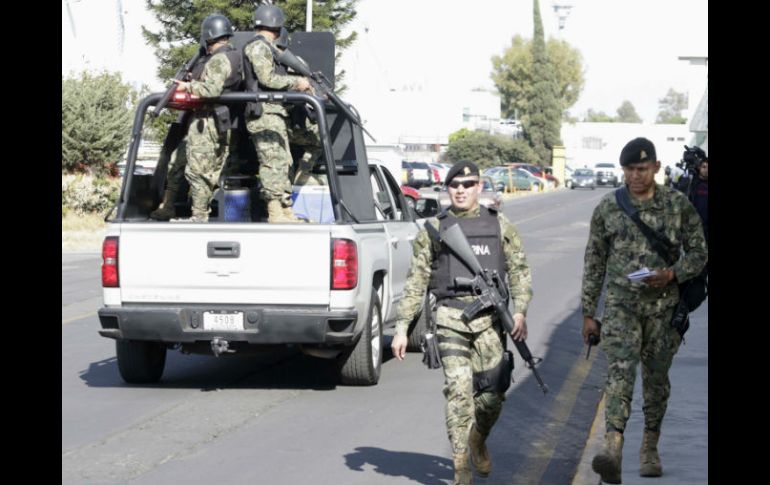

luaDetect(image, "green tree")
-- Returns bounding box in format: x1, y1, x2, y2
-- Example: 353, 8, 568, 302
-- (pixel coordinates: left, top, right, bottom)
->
448, 127, 472, 144
521, 0, 562, 165
491, 35, 584, 121
656, 88, 688, 124
143, 0, 358, 90
62, 71, 139, 176
584, 109, 615, 123
616, 100, 642, 123
445, 131, 538, 170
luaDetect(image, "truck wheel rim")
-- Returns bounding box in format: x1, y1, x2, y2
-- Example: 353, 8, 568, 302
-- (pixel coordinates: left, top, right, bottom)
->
371, 305, 381, 368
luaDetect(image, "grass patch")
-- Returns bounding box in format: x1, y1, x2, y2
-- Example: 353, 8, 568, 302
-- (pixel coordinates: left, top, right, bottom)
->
62, 212, 108, 253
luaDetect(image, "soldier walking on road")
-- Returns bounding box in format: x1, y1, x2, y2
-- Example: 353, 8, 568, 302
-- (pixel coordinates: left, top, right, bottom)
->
581, 137, 707, 483
391, 161, 533, 485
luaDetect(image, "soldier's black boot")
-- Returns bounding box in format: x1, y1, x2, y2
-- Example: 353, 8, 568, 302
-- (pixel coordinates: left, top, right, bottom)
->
639, 430, 662, 477
592, 430, 623, 484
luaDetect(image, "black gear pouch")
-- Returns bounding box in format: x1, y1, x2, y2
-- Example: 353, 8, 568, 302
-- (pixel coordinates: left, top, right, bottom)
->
245, 101, 263, 120
213, 105, 232, 136
473, 350, 514, 394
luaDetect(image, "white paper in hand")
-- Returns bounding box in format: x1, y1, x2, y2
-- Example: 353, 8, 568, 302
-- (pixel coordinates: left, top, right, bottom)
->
627, 267, 656, 281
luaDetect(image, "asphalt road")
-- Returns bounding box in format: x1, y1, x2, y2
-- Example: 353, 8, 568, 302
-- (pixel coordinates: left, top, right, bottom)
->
62, 186, 705, 484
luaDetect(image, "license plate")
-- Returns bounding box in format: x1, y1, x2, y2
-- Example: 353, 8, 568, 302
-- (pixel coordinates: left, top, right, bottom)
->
202, 311, 244, 331
601, 178, 608, 183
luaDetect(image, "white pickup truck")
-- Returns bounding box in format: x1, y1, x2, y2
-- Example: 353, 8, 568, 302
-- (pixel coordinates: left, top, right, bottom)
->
98, 89, 434, 386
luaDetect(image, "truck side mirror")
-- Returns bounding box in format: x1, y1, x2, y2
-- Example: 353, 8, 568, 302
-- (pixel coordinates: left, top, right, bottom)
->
415, 198, 439, 218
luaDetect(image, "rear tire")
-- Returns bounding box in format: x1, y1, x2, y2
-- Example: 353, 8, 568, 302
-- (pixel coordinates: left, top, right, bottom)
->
116, 340, 166, 384
339, 289, 383, 385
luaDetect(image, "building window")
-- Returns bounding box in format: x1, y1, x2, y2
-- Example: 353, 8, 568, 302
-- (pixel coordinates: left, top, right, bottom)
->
462, 107, 470, 122
582, 137, 603, 150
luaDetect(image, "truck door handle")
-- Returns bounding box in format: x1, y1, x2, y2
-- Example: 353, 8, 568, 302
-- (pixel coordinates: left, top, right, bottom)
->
389, 237, 399, 247
207, 241, 240, 258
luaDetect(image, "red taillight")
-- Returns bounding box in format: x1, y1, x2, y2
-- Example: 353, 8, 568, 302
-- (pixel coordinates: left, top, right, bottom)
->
102, 237, 119, 288
331, 239, 357, 290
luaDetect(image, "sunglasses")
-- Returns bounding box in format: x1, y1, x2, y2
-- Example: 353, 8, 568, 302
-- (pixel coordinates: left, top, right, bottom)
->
448, 180, 479, 189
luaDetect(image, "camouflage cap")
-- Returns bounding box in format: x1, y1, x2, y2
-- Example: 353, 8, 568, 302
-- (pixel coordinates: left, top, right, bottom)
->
619, 137, 657, 166
445, 161, 480, 185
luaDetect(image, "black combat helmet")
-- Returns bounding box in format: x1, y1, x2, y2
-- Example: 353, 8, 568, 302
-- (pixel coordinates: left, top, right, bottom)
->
200, 14, 234, 48
253, 4, 285, 29
276, 27, 289, 50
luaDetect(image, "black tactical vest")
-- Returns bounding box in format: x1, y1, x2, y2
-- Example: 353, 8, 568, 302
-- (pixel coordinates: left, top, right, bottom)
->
429, 207, 507, 301
242, 35, 285, 93
212, 44, 243, 91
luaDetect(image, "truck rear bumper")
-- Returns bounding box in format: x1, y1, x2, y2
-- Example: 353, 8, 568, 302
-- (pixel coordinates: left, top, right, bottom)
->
97, 305, 358, 345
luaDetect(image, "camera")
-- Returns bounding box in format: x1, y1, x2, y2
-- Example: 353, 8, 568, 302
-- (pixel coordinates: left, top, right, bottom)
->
676, 145, 707, 174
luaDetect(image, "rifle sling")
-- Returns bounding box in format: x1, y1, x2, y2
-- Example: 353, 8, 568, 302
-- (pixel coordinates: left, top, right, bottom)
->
614, 186, 676, 266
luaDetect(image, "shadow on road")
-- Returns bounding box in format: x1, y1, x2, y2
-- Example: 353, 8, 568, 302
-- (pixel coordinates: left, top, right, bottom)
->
484, 306, 607, 484
344, 446, 453, 485
78, 348, 341, 391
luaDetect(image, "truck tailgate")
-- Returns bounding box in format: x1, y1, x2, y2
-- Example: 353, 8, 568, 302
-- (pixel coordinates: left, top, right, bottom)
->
118, 224, 332, 305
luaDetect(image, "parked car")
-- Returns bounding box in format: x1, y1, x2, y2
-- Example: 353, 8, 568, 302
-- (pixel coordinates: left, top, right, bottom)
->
429, 162, 452, 184
570, 168, 596, 190
435, 176, 502, 211
507, 163, 558, 188
402, 161, 432, 188
483, 166, 543, 191
594, 162, 621, 187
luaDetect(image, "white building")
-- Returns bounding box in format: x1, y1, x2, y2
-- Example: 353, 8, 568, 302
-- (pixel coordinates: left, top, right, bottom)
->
560, 122, 692, 183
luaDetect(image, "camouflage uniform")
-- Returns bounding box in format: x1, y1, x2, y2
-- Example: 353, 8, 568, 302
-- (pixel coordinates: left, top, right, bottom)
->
244, 38, 321, 205
396, 206, 532, 455
162, 141, 188, 206
184, 48, 237, 220
582, 184, 707, 434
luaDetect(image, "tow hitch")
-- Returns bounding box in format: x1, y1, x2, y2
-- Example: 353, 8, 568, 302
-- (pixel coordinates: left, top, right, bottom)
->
210, 338, 235, 357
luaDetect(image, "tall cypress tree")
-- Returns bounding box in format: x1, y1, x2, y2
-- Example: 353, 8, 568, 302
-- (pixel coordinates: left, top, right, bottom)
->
522, 0, 562, 166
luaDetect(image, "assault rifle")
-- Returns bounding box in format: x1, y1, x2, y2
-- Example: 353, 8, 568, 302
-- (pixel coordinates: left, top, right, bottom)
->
150, 46, 205, 118
442, 223, 549, 395
273, 48, 376, 142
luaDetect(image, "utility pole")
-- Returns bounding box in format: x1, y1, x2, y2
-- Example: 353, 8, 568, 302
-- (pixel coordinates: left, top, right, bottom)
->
551, 3, 573, 35
306, 0, 313, 31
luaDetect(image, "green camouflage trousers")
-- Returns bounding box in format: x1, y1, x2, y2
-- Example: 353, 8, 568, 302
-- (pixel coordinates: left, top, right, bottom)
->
601, 288, 682, 433
288, 113, 322, 186
185, 116, 229, 218
163, 140, 188, 199
437, 306, 506, 454
247, 112, 321, 205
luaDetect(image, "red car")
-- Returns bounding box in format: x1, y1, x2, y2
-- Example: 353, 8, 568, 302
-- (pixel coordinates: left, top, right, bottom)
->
400, 185, 420, 210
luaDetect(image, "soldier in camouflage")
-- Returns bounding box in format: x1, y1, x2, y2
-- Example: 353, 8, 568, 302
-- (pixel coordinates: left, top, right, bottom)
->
151, 14, 242, 222
392, 161, 533, 485
243, 4, 318, 223
582, 137, 707, 484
